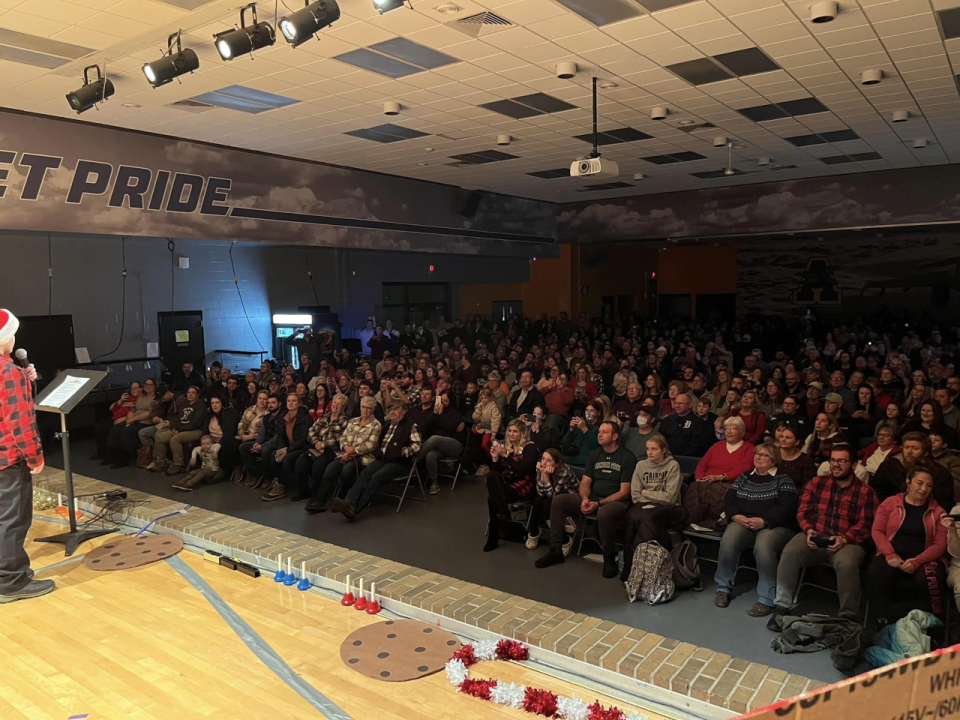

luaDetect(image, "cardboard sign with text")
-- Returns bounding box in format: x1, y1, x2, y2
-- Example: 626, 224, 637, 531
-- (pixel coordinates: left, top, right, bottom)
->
741, 645, 960, 720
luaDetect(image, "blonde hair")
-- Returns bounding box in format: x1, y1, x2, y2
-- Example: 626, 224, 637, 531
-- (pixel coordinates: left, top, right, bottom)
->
504, 419, 531, 454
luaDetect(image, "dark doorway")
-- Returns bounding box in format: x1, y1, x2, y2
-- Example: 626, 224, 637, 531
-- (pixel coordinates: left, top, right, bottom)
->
158, 311, 204, 374
382, 283, 450, 327
695, 294, 736, 322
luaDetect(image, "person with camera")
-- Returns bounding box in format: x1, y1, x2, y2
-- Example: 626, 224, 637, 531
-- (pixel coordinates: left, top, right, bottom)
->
866, 466, 948, 628
560, 399, 602, 466
482, 420, 538, 552
766, 443, 877, 629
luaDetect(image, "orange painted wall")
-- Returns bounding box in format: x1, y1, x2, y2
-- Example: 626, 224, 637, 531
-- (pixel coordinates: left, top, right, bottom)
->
658, 245, 737, 294
571, 243, 658, 316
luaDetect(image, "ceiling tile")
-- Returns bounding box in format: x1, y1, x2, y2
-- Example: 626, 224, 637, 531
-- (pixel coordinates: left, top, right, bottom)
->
666, 58, 733, 85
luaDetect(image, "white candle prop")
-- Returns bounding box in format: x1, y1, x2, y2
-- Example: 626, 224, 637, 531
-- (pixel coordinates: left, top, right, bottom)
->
345, 574, 351, 592
58, 493, 62, 507
301, 561, 306, 578
278, 554, 282, 571
287, 557, 292, 574
370, 582, 376, 600
358, 578, 364, 598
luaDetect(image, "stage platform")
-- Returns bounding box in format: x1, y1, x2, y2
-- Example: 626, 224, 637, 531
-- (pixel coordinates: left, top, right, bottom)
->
20, 467, 829, 719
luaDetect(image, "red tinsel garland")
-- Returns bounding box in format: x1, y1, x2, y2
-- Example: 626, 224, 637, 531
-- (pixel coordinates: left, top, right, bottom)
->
459, 678, 496, 700
496, 639, 529, 661
587, 702, 626, 720
452, 644, 477, 667
523, 687, 560, 717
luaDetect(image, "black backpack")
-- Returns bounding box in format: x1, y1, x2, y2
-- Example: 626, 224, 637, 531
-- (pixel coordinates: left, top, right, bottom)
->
669, 539, 702, 592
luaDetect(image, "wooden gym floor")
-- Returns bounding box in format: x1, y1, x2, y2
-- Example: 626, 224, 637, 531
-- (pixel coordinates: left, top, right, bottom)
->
0, 516, 664, 720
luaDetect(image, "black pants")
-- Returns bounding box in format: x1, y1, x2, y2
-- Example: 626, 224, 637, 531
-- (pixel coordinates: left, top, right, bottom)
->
865, 555, 947, 622
528, 495, 557, 535
106, 421, 149, 460
621, 503, 688, 578
485, 472, 525, 539
94, 417, 118, 457
0, 463, 32, 594
294, 449, 336, 497
217, 437, 240, 476
264, 449, 308, 487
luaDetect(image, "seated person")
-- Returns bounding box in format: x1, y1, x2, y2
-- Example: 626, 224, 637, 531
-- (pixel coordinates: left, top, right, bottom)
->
525, 448, 579, 550
233, 391, 270, 483
560, 398, 603, 465
930, 431, 960, 497
297, 394, 350, 510
329, 401, 420, 521
902, 399, 960, 449
206, 395, 239, 480
461, 381, 479, 426
171, 434, 221, 492
619, 434, 685, 582
527, 406, 557, 453
260, 393, 312, 502
866, 466, 948, 627
714, 442, 799, 616
696, 395, 718, 430
943, 507, 960, 612
417, 391, 465, 495
801, 412, 842, 465
484, 371, 507, 412
238, 394, 282, 488
612, 382, 644, 428
695, 416, 755, 484
504, 369, 545, 424
104, 379, 160, 469
660, 380, 686, 418
767, 444, 877, 628
859, 421, 900, 477
535, 420, 636, 578
766, 395, 810, 441
312, 396, 382, 510
872, 431, 954, 512
542, 371, 575, 434
774, 424, 817, 491
256, 360, 276, 390
151, 386, 208, 475
482, 420, 539, 552
719, 390, 767, 445
467, 388, 501, 477
660, 393, 711, 457
94, 382, 139, 463
621, 401, 659, 461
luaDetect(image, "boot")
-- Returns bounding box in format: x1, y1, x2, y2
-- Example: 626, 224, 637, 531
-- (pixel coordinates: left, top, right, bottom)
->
232, 466, 245, 484
172, 474, 203, 492
483, 518, 500, 552
0, 579, 56, 604
261, 479, 286, 502
244, 473, 261, 489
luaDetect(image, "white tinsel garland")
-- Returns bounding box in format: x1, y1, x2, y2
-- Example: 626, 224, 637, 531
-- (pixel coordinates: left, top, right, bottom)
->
472, 639, 498, 661
489, 681, 525, 709
445, 659, 468, 686
556, 695, 590, 720
626, 713, 650, 720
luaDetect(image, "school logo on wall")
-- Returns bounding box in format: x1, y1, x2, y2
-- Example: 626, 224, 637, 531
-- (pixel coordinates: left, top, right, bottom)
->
791, 257, 842, 307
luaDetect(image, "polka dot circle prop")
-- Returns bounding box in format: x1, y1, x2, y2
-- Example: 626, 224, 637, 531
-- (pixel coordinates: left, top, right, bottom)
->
340, 619, 461, 682
84, 534, 184, 571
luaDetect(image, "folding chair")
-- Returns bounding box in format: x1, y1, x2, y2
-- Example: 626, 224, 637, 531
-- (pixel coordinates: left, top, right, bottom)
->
437, 457, 463, 491
682, 526, 756, 583
377, 460, 427, 513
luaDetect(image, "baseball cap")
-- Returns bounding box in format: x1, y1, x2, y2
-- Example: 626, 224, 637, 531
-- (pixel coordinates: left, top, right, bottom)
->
824, 393, 843, 404
808, 381, 823, 392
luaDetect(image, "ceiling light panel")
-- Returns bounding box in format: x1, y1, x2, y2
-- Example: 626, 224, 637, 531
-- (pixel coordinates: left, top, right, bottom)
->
554, 0, 642, 27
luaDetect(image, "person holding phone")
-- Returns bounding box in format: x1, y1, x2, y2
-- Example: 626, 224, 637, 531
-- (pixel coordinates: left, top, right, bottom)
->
766, 444, 877, 630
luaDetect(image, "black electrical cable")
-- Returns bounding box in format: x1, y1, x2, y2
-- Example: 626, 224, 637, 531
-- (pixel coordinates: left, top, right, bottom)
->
93, 236, 128, 363
229, 242, 266, 352
303, 249, 321, 306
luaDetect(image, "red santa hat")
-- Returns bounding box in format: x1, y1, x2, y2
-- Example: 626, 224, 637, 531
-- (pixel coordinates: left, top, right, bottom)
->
0, 309, 19, 347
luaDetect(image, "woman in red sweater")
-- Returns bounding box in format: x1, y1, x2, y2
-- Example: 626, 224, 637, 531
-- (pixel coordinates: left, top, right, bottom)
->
695, 416, 756, 483
723, 390, 767, 445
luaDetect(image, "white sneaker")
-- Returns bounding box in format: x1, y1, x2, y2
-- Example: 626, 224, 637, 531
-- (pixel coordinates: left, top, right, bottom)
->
564, 517, 577, 535
562, 534, 575, 558
525, 532, 540, 550
475, 465, 490, 477
145, 462, 156, 471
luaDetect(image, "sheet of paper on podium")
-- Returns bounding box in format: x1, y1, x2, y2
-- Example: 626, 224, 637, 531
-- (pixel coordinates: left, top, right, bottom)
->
41, 375, 89, 409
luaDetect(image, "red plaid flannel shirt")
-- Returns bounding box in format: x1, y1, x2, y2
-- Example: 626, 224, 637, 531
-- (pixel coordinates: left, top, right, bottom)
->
0, 355, 43, 469
797, 474, 877, 545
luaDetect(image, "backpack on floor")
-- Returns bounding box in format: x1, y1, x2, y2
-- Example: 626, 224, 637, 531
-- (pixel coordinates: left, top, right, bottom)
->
625, 541, 675, 605
669, 539, 703, 592
136, 444, 153, 469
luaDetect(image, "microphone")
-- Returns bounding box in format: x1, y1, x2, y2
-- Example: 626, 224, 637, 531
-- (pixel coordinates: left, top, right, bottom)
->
14, 348, 28, 368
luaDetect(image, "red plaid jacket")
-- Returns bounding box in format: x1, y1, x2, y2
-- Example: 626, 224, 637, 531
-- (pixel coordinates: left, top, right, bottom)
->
0, 354, 43, 470
797, 474, 877, 545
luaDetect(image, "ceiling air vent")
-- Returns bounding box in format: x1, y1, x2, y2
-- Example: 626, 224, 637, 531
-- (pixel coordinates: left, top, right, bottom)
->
167, 99, 215, 113
449, 11, 512, 38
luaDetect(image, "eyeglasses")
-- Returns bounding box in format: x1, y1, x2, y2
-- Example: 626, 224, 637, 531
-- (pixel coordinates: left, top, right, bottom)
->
753, 452, 773, 459
828, 459, 852, 466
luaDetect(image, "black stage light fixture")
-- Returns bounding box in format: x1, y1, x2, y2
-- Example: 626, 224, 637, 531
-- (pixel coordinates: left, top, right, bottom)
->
65, 64, 114, 114
373, 0, 406, 13
214, 3, 275, 61
143, 31, 200, 88
279, 0, 340, 48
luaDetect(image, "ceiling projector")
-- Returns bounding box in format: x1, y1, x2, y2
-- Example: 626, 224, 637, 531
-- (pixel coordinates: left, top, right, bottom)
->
570, 157, 620, 178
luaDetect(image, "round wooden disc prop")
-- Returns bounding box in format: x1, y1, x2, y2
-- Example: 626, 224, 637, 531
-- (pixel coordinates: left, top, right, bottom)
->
340, 619, 461, 682
84, 534, 183, 571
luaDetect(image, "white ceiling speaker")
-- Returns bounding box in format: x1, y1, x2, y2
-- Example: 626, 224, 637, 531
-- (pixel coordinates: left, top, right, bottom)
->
810, 1, 838, 23
650, 106, 668, 120
913, 138, 928, 149
713, 136, 728, 148
496, 134, 511, 146
758, 157, 770, 166
383, 101, 401, 116
860, 69, 883, 85
891, 110, 910, 123
556, 62, 577, 79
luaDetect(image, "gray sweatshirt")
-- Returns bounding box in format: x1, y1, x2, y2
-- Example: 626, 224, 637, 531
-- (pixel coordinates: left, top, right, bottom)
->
630, 456, 682, 505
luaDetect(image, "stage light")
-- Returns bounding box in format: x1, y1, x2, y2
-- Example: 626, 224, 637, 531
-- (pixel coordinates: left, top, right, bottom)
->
429, 264, 436, 273
373, 0, 405, 13
143, 31, 200, 88
279, 0, 340, 48
65, 64, 114, 114
215, 3, 275, 61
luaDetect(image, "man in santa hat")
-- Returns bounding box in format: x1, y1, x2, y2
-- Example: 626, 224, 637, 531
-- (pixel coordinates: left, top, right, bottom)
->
0, 309, 53, 603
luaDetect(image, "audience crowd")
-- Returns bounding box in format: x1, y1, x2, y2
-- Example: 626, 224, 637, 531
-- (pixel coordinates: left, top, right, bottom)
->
91, 309, 960, 635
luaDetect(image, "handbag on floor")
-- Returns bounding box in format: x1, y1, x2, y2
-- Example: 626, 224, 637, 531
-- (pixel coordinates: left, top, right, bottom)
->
669, 539, 703, 592
625, 541, 675, 605
136, 444, 153, 469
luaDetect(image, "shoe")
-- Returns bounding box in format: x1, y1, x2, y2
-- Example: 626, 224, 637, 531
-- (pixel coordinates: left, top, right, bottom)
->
483, 534, 499, 552
714, 592, 732, 608
232, 467, 245, 484
261, 480, 286, 502
329, 498, 344, 514
428, 482, 440, 495
171, 480, 197, 491
475, 465, 490, 477
564, 517, 577, 535
767, 607, 789, 632
535, 549, 565, 569
525, 532, 540, 550
305, 500, 326, 514
165, 465, 183, 476
748, 602, 775, 618
0, 579, 56, 604
336, 500, 356, 521
561, 534, 575, 558
145, 462, 156, 471
244, 474, 261, 489
289, 492, 309, 502
602, 556, 618, 578
254, 476, 273, 491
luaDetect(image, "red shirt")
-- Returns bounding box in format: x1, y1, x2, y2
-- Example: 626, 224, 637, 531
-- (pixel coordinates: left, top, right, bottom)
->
0, 354, 43, 469
797, 474, 877, 545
